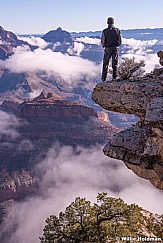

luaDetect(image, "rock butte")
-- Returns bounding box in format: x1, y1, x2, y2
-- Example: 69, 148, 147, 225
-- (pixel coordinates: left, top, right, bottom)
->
0, 92, 118, 203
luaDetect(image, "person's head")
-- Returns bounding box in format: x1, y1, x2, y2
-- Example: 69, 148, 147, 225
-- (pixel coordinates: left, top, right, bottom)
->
107, 17, 114, 26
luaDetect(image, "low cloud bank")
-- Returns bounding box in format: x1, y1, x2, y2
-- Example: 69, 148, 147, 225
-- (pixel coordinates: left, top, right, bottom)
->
75, 36, 160, 73
18, 36, 48, 49
0, 110, 19, 139
122, 38, 160, 72
122, 38, 158, 53
1, 46, 100, 84
4, 144, 163, 243
1, 36, 161, 86
76, 36, 101, 45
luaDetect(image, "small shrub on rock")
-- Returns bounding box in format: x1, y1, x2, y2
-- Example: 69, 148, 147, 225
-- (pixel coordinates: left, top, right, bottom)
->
116, 57, 145, 80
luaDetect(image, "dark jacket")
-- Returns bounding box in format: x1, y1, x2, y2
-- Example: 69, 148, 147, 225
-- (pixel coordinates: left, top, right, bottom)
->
101, 26, 122, 48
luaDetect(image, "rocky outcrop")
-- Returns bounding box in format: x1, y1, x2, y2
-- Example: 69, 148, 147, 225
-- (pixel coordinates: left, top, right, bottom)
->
0, 170, 32, 202
42, 27, 73, 44
0, 70, 31, 93
157, 50, 163, 66
18, 92, 98, 121
2, 91, 98, 121
92, 74, 163, 189
0, 26, 36, 60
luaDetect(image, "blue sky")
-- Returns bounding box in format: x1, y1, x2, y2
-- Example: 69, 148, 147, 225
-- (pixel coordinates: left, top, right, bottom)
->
1, 0, 163, 34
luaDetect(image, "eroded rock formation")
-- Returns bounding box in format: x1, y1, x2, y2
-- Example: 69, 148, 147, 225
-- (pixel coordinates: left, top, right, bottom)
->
1, 92, 118, 170
0, 170, 32, 203
0, 26, 36, 60
92, 73, 163, 189
42, 27, 73, 44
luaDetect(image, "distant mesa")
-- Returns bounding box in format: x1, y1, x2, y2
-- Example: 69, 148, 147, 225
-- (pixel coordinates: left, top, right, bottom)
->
1, 90, 118, 149
42, 27, 74, 43
2, 91, 98, 121
0, 91, 118, 171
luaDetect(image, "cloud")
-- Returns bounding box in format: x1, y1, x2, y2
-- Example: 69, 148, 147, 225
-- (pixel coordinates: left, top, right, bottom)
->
121, 38, 159, 72
76, 36, 101, 45
18, 36, 48, 49
67, 42, 85, 56
0, 110, 19, 139
4, 144, 163, 243
51, 42, 61, 51
121, 52, 158, 73
1, 36, 160, 87
122, 38, 158, 53
2, 46, 100, 84
29, 89, 43, 100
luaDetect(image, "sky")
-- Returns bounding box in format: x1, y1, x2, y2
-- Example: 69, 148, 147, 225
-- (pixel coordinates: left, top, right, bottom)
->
0, 0, 163, 34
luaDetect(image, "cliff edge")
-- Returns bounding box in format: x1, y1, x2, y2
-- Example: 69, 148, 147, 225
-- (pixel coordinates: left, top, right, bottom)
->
92, 71, 163, 189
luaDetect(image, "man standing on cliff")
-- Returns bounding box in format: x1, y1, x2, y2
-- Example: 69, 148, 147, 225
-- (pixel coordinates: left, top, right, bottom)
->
101, 17, 122, 81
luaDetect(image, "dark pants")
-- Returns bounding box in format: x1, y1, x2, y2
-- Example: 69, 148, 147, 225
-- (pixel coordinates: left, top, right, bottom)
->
101, 47, 119, 81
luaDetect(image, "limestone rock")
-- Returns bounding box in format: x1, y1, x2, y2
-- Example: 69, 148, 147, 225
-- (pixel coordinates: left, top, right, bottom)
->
146, 97, 163, 127
92, 79, 163, 122
157, 50, 163, 66
92, 78, 163, 189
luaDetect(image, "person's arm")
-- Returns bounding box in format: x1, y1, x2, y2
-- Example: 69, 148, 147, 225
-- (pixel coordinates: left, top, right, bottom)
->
101, 31, 105, 48
117, 29, 122, 46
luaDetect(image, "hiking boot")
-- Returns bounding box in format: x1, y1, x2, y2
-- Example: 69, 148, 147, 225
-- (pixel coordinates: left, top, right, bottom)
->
112, 77, 121, 81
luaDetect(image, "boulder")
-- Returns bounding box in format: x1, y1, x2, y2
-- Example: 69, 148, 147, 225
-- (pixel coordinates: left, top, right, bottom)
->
157, 50, 163, 66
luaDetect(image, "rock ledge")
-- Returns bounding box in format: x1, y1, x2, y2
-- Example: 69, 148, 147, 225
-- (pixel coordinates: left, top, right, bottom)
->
92, 75, 163, 189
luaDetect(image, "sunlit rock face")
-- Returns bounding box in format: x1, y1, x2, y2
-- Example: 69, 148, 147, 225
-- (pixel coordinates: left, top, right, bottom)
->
92, 74, 163, 189
0, 26, 33, 60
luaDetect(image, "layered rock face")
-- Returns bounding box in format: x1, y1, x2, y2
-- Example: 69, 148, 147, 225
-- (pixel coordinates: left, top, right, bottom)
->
18, 92, 98, 120
0, 70, 31, 93
92, 74, 163, 189
0, 170, 32, 203
0, 26, 35, 60
0, 91, 118, 168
